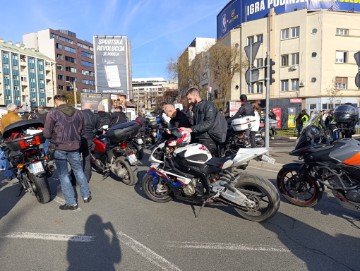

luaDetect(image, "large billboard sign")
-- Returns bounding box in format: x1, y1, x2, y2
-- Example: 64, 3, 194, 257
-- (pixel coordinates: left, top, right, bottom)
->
93, 35, 131, 95
218, 0, 360, 39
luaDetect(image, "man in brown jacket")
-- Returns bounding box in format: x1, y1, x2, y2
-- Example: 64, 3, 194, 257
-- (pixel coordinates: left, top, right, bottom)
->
1, 104, 22, 134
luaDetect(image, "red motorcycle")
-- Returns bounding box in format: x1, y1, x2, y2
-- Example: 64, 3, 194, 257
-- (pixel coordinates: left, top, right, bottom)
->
91, 121, 143, 186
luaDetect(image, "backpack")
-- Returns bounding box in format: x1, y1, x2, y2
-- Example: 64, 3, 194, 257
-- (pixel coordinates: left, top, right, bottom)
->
208, 110, 227, 144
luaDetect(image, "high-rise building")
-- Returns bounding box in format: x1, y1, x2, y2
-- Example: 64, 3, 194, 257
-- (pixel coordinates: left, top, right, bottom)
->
23, 29, 95, 95
0, 39, 56, 107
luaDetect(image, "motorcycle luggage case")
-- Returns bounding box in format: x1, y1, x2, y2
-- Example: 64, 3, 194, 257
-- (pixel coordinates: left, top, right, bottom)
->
2, 120, 45, 152
106, 121, 141, 143
231, 116, 256, 131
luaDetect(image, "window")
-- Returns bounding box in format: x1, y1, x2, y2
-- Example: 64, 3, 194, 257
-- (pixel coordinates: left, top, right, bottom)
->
256, 58, 263, 68
56, 43, 62, 49
64, 46, 76, 54
56, 54, 63, 60
281, 80, 289, 91
65, 66, 77, 73
57, 74, 63, 81
336, 28, 349, 36
281, 28, 289, 40
291, 26, 300, 38
291, 53, 299, 65
256, 34, 263, 43
336, 51, 348, 63
335, 77, 348, 89
81, 51, 94, 59
81, 60, 94, 67
65, 56, 76, 63
291, 79, 299, 91
57, 64, 63, 70
247, 36, 254, 45
281, 54, 289, 67
256, 82, 263, 93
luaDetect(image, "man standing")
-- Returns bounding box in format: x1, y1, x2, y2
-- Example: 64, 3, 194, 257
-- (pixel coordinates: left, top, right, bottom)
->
81, 103, 99, 182
163, 104, 191, 129
96, 104, 111, 129
182, 87, 217, 154
44, 95, 91, 210
110, 106, 128, 127
1, 103, 22, 134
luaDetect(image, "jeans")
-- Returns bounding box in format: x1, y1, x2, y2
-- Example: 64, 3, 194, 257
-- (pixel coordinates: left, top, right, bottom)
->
55, 150, 91, 206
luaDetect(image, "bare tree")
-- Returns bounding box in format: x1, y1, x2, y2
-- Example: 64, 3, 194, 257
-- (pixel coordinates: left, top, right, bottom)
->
326, 79, 343, 109
208, 41, 246, 109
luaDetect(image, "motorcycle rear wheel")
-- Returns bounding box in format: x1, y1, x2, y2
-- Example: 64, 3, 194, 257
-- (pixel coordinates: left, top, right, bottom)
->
28, 173, 51, 204
111, 156, 136, 186
142, 173, 172, 203
234, 173, 280, 222
277, 168, 321, 207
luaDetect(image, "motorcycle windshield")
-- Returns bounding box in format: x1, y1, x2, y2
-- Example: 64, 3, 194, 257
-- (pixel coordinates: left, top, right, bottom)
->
293, 112, 323, 152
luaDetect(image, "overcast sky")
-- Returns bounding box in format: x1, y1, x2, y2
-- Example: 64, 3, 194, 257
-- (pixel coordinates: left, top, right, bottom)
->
0, 0, 230, 79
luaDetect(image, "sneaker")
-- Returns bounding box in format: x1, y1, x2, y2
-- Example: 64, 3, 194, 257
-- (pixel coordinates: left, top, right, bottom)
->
59, 204, 78, 210
83, 196, 92, 203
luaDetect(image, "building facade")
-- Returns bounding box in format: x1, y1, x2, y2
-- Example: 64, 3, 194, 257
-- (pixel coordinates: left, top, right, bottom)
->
23, 29, 95, 95
0, 39, 56, 108
132, 78, 177, 110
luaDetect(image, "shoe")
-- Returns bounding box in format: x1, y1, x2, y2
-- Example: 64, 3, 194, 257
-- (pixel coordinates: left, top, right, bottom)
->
83, 196, 92, 203
59, 204, 78, 210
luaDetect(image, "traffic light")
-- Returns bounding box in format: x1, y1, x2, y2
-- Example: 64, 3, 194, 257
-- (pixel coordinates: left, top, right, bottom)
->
265, 57, 276, 85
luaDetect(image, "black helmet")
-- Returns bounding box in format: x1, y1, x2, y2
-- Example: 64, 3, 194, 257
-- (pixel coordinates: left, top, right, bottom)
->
334, 104, 359, 125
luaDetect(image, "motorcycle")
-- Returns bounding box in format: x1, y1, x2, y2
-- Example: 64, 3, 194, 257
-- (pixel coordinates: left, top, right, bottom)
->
1, 120, 53, 204
142, 128, 280, 222
221, 116, 264, 157
277, 111, 360, 212
91, 120, 143, 186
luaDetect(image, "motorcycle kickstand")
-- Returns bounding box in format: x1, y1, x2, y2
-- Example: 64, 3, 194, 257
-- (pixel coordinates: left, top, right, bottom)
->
102, 170, 111, 181
192, 200, 207, 218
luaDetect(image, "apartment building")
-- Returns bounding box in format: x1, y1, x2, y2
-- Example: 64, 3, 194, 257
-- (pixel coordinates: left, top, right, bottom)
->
23, 29, 95, 94
0, 39, 56, 107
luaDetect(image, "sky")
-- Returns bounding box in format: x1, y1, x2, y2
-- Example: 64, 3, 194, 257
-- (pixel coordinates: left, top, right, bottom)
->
0, 0, 230, 80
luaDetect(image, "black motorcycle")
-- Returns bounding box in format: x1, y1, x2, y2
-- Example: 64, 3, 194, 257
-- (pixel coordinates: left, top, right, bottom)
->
1, 120, 52, 204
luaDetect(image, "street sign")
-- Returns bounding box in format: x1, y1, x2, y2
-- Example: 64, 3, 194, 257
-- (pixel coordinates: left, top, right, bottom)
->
245, 68, 259, 85
354, 51, 360, 66
244, 41, 261, 65
354, 52, 360, 88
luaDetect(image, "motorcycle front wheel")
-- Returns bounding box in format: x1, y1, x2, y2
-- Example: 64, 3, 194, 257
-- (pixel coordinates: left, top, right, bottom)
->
277, 168, 321, 207
142, 173, 172, 203
234, 173, 280, 222
110, 156, 136, 186
28, 172, 51, 204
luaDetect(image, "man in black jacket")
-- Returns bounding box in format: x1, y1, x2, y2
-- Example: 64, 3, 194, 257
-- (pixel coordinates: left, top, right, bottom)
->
110, 106, 128, 127
163, 104, 191, 129
182, 87, 217, 155
96, 104, 111, 129
81, 103, 99, 182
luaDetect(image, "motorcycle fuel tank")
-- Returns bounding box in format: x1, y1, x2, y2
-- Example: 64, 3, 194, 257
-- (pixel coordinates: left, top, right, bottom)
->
174, 143, 212, 164
93, 138, 107, 154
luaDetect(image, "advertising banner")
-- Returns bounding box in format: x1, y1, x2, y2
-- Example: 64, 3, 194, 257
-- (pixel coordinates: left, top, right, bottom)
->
80, 93, 111, 112
218, 0, 360, 39
273, 107, 282, 129
288, 107, 296, 128
93, 35, 131, 96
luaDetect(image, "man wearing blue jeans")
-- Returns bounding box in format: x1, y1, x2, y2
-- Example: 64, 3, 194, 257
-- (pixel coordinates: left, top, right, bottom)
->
44, 94, 91, 210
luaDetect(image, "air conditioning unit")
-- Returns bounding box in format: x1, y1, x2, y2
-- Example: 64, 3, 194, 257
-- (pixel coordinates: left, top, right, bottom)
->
289, 65, 297, 71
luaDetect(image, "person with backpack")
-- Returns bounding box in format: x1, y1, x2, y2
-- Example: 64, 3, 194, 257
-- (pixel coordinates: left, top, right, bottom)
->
96, 104, 111, 129
110, 106, 128, 127
181, 87, 221, 155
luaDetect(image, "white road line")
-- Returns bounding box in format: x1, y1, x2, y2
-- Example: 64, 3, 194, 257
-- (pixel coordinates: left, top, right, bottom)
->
116, 231, 182, 271
167, 241, 290, 253
0, 232, 95, 242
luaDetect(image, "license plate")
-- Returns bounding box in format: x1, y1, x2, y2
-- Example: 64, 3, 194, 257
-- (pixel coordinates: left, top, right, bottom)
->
127, 154, 138, 165
29, 161, 45, 174
136, 138, 144, 145
261, 155, 276, 164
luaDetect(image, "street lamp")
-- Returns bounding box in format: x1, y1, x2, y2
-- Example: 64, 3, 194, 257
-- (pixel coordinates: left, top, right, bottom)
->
65, 80, 77, 107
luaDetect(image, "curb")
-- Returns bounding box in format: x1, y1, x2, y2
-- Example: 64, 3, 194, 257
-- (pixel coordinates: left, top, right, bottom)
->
248, 159, 283, 171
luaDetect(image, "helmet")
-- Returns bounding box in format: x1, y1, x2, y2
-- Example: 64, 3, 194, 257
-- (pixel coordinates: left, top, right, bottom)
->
167, 128, 191, 147
334, 104, 359, 126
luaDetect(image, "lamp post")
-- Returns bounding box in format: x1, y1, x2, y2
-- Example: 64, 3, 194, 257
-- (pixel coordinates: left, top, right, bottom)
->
65, 80, 77, 107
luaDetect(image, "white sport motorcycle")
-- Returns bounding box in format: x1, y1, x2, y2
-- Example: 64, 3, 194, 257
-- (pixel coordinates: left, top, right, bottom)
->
142, 129, 280, 222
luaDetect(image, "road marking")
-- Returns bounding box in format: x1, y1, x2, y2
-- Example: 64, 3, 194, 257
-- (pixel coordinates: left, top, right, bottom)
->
0, 232, 95, 242
167, 241, 290, 253
116, 231, 181, 271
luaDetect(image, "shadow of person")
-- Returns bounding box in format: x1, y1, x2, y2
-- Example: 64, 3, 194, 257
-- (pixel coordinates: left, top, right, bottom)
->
67, 215, 121, 271
262, 212, 360, 271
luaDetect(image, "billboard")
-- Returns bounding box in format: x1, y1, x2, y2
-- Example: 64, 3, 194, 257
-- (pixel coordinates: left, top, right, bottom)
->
80, 93, 111, 112
218, 0, 360, 39
93, 35, 131, 96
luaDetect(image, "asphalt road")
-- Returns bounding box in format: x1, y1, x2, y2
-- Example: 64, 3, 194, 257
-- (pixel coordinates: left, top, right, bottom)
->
0, 142, 359, 271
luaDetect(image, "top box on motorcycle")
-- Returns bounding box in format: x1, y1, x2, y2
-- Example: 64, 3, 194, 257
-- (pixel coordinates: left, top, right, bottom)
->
231, 116, 256, 131
2, 119, 45, 152
106, 120, 141, 143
